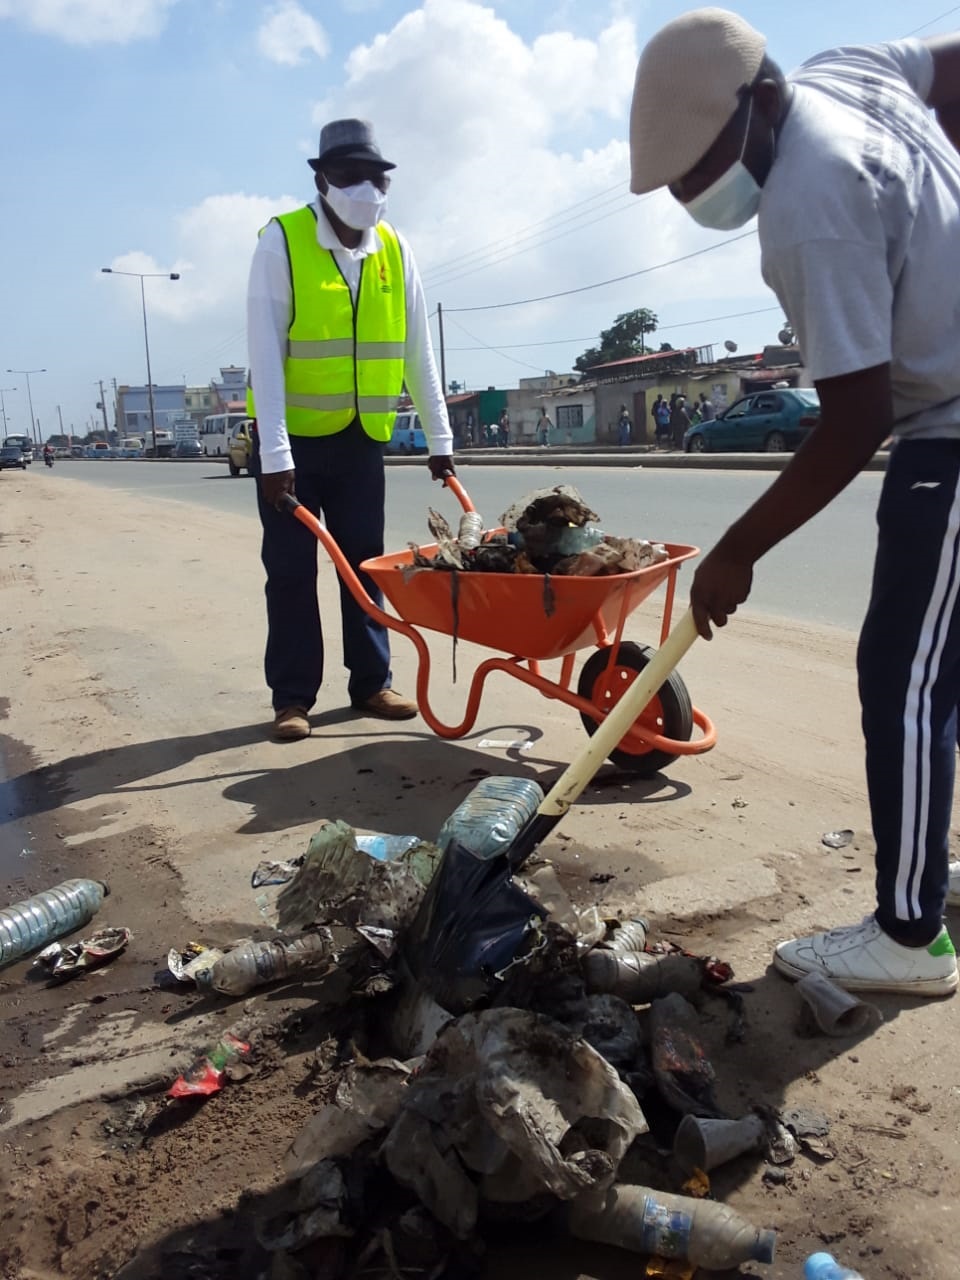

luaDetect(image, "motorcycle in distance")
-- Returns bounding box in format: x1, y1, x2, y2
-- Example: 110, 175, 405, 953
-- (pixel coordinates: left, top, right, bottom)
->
43, 446, 54, 468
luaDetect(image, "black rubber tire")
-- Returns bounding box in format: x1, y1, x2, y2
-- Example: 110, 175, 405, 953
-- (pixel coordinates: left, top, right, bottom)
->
687, 434, 706, 453
228, 457, 240, 476
765, 430, 787, 452
578, 640, 694, 776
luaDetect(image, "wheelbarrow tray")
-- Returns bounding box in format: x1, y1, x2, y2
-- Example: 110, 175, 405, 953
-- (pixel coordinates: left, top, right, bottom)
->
360, 542, 698, 661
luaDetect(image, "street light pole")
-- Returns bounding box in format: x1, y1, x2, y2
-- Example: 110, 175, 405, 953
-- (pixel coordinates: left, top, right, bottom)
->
6, 369, 46, 445
0, 385, 15, 435
101, 267, 180, 458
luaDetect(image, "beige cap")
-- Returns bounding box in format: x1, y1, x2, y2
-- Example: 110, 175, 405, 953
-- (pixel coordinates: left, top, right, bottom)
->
629, 8, 766, 194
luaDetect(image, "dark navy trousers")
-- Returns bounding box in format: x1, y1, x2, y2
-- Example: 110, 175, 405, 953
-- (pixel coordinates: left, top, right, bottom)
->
859, 439, 960, 944
253, 420, 391, 711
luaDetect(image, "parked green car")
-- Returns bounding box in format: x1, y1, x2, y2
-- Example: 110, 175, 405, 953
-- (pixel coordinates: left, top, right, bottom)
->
683, 387, 820, 453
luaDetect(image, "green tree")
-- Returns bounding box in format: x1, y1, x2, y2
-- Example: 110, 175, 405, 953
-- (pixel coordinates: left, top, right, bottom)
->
574, 308, 659, 373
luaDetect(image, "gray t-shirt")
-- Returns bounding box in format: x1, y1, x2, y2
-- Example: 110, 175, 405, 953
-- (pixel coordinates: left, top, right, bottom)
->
759, 40, 960, 438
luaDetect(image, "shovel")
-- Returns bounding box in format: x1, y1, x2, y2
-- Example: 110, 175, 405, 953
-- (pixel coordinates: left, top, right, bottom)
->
402, 608, 701, 1012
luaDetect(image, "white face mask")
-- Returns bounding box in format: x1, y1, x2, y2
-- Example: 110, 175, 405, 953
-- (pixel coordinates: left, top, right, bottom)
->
683, 97, 767, 231
322, 180, 387, 230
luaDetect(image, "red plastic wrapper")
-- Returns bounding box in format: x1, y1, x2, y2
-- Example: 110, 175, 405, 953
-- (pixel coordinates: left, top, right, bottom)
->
167, 1033, 251, 1098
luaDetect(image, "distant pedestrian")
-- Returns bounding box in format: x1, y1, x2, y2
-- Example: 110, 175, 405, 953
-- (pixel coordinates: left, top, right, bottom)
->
537, 409, 553, 446
699, 392, 716, 421
655, 396, 671, 446
670, 395, 690, 449
498, 409, 510, 448
617, 404, 632, 446
651, 394, 664, 438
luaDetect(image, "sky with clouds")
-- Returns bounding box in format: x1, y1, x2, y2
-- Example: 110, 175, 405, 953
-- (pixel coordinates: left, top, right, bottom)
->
0, 0, 957, 436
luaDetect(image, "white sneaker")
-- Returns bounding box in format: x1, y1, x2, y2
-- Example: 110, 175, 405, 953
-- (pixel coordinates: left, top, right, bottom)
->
948, 861, 960, 907
773, 915, 958, 997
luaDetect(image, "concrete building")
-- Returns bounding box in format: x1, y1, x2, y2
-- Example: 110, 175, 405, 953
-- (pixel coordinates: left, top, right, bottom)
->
184, 384, 218, 427
116, 384, 187, 437
212, 365, 247, 411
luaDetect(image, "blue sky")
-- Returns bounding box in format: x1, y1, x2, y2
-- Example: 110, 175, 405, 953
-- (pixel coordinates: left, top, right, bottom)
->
0, 0, 958, 437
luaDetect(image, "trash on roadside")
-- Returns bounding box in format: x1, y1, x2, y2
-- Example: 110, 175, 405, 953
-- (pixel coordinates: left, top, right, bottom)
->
765, 1118, 800, 1165
567, 1182, 776, 1269
277, 820, 441, 935
197, 930, 339, 996
821, 829, 854, 849
167, 1032, 252, 1098
284, 1058, 413, 1178
583, 949, 704, 1003
383, 1008, 647, 1238
600, 917, 649, 954
32, 926, 132, 979
1, 878, 108, 969
796, 969, 882, 1037
674, 1113, 767, 1174
650, 992, 725, 1118
251, 856, 304, 888
167, 941, 224, 985
645, 1259, 697, 1279
680, 1167, 711, 1199
476, 737, 535, 752
781, 1107, 831, 1139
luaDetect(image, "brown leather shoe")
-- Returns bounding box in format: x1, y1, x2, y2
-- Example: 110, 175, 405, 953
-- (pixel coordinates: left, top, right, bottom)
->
272, 706, 311, 740
352, 689, 418, 720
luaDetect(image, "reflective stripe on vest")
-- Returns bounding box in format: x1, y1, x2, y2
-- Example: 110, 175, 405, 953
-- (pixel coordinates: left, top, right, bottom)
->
248, 206, 407, 441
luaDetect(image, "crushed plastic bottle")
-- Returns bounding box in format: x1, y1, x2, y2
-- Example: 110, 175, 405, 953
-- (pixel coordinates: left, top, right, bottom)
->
553, 523, 606, 556
0, 878, 108, 968
196, 931, 336, 996
355, 834, 422, 861
436, 775, 544, 861
583, 950, 703, 1002
457, 510, 484, 551
804, 1254, 865, 1280
601, 917, 649, 954
568, 1183, 776, 1270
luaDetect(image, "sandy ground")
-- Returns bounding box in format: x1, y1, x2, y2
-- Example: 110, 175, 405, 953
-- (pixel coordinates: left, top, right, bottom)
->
0, 468, 958, 1280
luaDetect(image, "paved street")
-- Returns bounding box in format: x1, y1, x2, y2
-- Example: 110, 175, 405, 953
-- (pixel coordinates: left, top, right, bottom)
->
49, 459, 883, 631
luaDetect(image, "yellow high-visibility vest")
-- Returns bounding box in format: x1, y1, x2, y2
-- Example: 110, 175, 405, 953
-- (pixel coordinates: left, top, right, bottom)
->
248, 205, 406, 440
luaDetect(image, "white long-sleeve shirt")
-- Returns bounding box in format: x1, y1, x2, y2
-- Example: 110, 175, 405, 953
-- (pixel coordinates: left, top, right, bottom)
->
246, 200, 453, 474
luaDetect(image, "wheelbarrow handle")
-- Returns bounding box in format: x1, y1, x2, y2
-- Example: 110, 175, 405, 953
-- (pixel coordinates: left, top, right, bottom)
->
443, 474, 476, 514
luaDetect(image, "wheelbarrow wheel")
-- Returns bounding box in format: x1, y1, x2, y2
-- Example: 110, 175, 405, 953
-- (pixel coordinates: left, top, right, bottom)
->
578, 641, 694, 775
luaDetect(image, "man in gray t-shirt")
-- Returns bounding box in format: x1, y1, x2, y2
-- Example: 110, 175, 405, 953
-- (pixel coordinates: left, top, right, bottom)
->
629, 8, 960, 998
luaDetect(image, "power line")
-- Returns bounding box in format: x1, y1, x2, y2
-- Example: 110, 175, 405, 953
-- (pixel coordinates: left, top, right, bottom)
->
442, 305, 782, 353
424, 193, 642, 292
444, 314, 550, 374
421, 179, 626, 282
904, 4, 960, 35
444, 230, 757, 314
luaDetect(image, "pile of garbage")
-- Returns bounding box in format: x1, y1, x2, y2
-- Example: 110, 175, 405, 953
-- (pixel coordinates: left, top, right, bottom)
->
406, 484, 669, 577
4, 803, 874, 1277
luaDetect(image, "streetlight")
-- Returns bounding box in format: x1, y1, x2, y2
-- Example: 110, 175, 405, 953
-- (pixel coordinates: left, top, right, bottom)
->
6, 369, 46, 446
101, 267, 180, 457
0, 385, 16, 436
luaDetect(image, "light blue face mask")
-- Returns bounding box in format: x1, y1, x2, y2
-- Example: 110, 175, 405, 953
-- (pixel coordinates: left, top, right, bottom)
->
684, 97, 766, 231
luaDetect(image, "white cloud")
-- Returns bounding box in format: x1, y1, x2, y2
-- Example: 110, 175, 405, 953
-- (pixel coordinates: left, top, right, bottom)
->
101, 192, 297, 327
0, 0, 176, 44
257, 0, 329, 65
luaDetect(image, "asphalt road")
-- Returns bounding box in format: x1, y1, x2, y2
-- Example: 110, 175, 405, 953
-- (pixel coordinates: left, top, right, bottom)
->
44, 459, 882, 631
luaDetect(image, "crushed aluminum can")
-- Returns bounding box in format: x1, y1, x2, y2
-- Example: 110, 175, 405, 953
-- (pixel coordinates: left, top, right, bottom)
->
33, 926, 132, 979
821, 829, 854, 849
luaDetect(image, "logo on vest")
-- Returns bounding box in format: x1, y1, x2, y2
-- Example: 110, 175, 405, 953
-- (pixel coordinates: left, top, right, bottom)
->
379, 260, 391, 294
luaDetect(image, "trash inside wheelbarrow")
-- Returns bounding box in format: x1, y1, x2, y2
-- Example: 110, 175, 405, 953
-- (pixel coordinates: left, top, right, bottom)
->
361, 542, 699, 661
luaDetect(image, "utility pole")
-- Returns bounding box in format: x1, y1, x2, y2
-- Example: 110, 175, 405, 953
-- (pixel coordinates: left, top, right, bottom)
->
112, 378, 120, 441
57, 404, 67, 445
437, 302, 447, 400
98, 379, 110, 441
0, 385, 14, 435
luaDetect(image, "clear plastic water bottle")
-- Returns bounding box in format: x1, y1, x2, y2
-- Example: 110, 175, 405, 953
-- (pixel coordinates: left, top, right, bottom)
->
554, 524, 606, 556
457, 510, 484, 551
196, 930, 335, 996
355, 834, 422, 861
569, 1183, 776, 1269
436, 776, 544, 860
0, 879, 108, 968
582, 950, 703, 1002
805, 1253, 865, 1279
601, 917, 649, 954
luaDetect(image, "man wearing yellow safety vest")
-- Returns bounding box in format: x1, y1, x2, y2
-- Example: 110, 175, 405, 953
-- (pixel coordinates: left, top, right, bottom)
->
247, 119, 455, 741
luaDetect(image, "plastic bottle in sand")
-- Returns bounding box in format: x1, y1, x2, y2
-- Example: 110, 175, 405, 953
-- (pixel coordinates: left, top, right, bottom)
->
804, 1254, 864, 1280
436, 776, 544, 860
0, 879, 108, 968
582, 949, 703, 1002
198, 931, 335, 996
457, 510, 484, 551
568, 1183, 776, 1271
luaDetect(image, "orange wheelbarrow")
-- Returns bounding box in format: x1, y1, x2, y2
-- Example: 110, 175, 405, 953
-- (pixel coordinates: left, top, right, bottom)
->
285, 479, 716, 776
